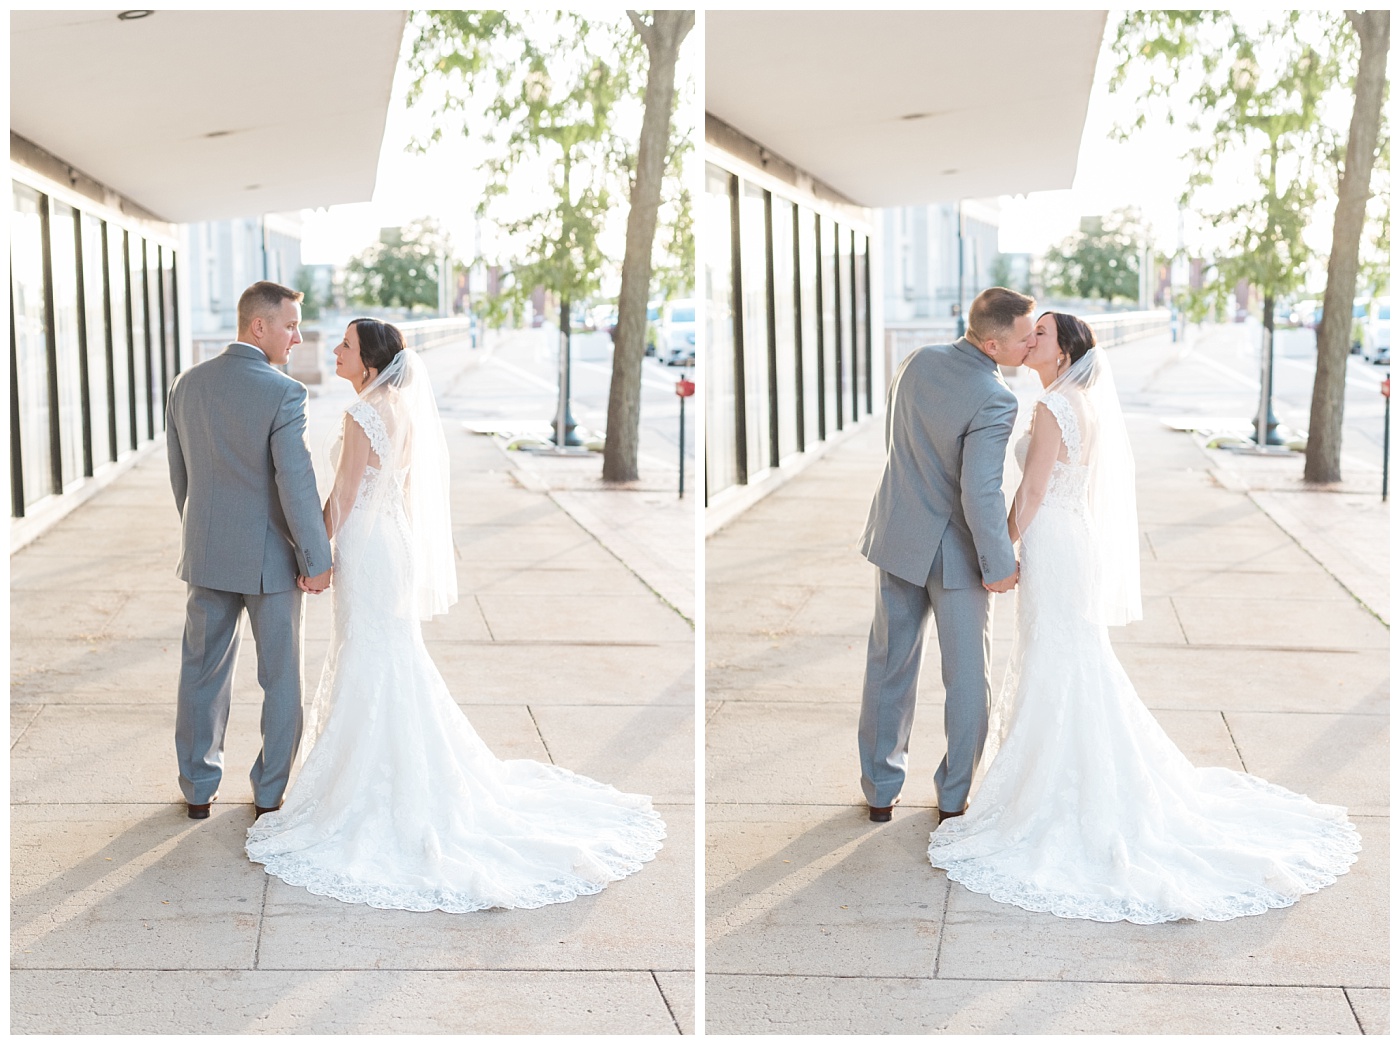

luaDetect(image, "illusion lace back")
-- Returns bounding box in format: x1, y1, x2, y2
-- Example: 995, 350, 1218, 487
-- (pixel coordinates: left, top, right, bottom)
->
927, 390, 1360, 923
246, 399, 665, 912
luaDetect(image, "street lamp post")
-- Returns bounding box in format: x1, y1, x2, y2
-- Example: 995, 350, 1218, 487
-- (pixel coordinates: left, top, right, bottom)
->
552, 295, 583, 448
676, 376, 695, 498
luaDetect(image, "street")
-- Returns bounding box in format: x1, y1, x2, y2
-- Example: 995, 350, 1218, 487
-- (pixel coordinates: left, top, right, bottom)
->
1152, 321, 1388, 473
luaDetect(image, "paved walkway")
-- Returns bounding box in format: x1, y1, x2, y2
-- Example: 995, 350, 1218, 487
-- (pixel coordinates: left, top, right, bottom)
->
705, 331, 1388, 1034
11, 335, 695, 1034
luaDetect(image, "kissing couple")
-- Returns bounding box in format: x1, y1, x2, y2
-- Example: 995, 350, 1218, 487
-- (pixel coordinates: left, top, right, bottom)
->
857, 286, 1359, 924
166, 280, 664, 912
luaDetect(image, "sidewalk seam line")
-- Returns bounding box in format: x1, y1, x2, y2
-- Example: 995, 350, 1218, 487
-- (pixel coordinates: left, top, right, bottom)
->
1341, 986, 1365, 1034
253, 873, 268, 971
933, 877, 951, 978
1246, 490, 1390, 630
651, 969, 682, 1034
475, 595, 495, 641
526, 705, 555, 764
544, 489, 695, 628
1219, 711, 1249, 774
704, 971, 1380, 988
10, 703, 47, 751
1167, 596, 1190, 645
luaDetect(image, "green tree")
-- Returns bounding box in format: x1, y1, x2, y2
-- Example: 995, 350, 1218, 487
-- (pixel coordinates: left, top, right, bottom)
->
1306, 11, 1389, 483
344, 220, 448, 311
1041, 209, 1145, 303
1111, 11, 1389, 460
408, 11, 694, 465
604, 10, 695, 482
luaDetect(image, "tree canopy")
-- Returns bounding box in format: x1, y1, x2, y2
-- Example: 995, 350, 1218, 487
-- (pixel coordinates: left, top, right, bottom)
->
1041, 209, 1145, 304
343, 219, 448, 311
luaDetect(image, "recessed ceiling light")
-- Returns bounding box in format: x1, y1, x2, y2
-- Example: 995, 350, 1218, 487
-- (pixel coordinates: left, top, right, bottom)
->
117, 10, 154, 20
204, 130, 235, 139
901, 112, 931, 121
244, 184, 261, 191
941, 168, 959, 176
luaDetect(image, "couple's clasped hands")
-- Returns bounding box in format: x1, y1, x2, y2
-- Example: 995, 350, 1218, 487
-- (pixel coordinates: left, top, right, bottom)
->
298, 567, 333, 595
984, 562, 1020, 594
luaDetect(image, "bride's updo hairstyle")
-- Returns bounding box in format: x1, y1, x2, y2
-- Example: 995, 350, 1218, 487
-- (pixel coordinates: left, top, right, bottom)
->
352, 318, 406, 374
1040, 311, 1096, 365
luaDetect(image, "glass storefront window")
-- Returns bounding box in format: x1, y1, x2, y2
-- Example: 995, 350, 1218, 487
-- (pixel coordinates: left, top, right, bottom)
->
50, 200, 85, 489
12, 183, 53, 509
739, 180, 771, 477
798, 207, 820, 448
771, 194, 798, 462
705, 163, 738, 499
142, 239, 160, 438
109, 225, 134, 454
128, 233, 150, 444
822, 216, 842, 431
81, 213, 112, 468
851, 233, 862, 417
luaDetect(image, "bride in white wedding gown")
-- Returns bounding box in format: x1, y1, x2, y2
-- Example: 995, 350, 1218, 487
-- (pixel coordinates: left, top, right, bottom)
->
927, 312, 1360, 924
246, 319, 664, 912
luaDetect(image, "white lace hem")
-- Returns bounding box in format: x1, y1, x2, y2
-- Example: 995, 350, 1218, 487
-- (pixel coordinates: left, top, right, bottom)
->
928, 816, 1362, 924
248, 804, 666, 914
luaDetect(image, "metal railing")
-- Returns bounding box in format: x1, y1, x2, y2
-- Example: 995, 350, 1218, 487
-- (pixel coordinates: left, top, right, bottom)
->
883, 309, 1172, 380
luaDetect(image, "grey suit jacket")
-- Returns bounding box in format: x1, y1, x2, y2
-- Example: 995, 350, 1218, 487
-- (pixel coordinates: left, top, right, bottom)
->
167, 343, 333, 594
859, 337, 1018, 589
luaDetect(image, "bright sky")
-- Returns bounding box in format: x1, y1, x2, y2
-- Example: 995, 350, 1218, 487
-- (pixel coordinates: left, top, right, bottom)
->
300, 12, 698, 295
997, 10, 1363, 292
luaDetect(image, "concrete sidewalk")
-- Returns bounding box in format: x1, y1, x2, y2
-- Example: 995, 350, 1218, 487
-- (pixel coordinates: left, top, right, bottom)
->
705, 332, 1388, 1034
10, 337, 695, 1034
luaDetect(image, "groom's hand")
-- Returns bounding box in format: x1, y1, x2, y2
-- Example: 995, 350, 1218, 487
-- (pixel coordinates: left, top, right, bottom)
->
985, 564, 1019, 594
299, 568, 333, 594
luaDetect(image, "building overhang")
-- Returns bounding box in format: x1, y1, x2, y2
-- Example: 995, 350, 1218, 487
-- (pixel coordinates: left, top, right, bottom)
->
10, 10, 406, 224
706, 10, 1107, 208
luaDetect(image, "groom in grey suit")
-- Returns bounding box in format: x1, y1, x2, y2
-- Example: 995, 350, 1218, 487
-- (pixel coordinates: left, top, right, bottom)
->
167, 281, 334, 820
858, 287, 1036, 824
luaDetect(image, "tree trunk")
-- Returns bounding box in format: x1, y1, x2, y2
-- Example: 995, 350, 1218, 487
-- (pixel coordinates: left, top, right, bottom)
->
602, 10, 694, 483
1305, 10, 1390, 483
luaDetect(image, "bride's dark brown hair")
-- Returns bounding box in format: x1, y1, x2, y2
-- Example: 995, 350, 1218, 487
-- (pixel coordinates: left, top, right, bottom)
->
1039, 312, 1096, 365
352, 318, 406, 373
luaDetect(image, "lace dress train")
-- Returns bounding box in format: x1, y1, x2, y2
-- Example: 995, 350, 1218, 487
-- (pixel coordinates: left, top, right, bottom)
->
927, 390, 1360, 923
246, 399, 665, 912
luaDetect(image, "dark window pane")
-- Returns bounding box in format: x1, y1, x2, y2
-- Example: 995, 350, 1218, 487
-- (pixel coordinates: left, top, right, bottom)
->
109, 227, 134, 454
50, 200, 84, 488
82, 214, 112, 466
12, 184, 51, 508
739, 180, 770, 477
705, 163, 738, 498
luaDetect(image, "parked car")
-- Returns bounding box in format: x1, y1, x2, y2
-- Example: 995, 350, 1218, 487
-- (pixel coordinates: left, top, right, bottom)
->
1363, 297, 1390, 365
646, 302, 661, 356
660, 299, 696, 366
1352, 301, 1368, 354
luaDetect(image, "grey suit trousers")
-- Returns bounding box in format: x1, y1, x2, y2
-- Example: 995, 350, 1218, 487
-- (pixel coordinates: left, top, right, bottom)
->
858, 550, 992, 811
176, 583, 305, 807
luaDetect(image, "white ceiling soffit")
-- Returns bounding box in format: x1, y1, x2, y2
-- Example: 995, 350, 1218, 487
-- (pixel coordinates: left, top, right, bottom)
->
11, 10, 407, 223
706, 10, 1107, 208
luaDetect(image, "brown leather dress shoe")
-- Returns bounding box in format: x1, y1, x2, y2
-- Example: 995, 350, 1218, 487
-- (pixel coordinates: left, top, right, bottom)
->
187, 794, 217, 820
937, 807, 966, 825
254, 803, 282, 819
868, 797, 901, 822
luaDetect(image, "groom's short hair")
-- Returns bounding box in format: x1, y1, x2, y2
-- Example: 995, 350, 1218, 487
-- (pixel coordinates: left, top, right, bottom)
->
967, 287, 1035, 343
237, 280, 303, 333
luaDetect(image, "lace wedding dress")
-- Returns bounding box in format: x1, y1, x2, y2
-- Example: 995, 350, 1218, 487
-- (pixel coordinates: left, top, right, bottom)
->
246, 392, 665, 912
927, 387, 1361, 923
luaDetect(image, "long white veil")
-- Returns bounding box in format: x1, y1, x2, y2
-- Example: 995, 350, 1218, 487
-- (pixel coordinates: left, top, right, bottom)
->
986, 343, 1142, 770
1054, 347, 1142, 627
331, 346, 459, 621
